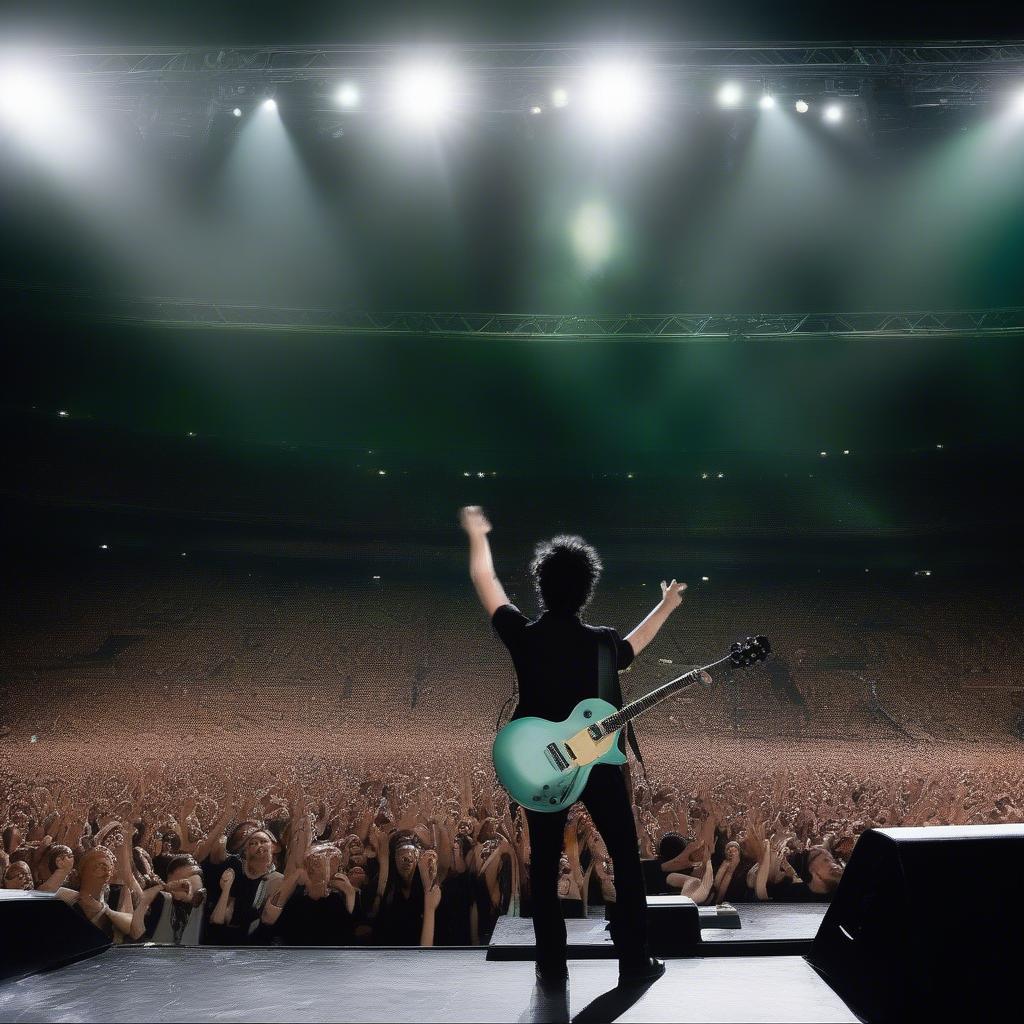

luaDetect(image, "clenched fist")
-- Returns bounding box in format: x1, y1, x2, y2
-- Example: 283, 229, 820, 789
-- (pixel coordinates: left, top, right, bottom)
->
459, 506, 492, 536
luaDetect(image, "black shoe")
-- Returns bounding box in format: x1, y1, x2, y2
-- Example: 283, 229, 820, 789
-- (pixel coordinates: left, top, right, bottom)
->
618, 957, 666, 985
535, 964, 569, 986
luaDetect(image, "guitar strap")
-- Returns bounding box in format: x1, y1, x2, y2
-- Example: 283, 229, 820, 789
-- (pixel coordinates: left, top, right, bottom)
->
598, 631, 651, 795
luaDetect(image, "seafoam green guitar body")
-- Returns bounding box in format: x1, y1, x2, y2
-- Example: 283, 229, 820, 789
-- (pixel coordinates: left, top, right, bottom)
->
492, 698, 626, 812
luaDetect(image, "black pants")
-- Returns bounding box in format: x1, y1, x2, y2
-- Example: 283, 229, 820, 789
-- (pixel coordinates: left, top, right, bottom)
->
525, 762, 649, 969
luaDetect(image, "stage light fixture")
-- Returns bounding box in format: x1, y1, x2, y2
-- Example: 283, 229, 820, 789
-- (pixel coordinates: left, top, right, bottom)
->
232, 107, 242, 117
551, 87, 569, 108
530, 105, 542, 115
823, 103, 843, 124
795, 99, 809, 113
262, 98, 277, 112
581, 63, 649, 127
717, 82, 742, 108
393, 63, 457, 124
337, 83, 360, 108
759, 94, 776, 110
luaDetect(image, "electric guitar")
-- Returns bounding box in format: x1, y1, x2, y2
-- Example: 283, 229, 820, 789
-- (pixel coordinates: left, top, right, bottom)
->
492, 635, 770, 812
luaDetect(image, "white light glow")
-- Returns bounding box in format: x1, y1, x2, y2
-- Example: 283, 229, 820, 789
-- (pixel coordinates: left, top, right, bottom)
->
0, 63, 64, 129
570, 201, 615, 270
232, 107, 242, 117
393, 64, 457, 124
262, 98, 277, 112
551, 87, 569, 108
795, 99, 809, 114
717, 82, 742, 108
530, 105, 542, 115
337, 83, 360, 108
759, 94, 776, 110
823, 103, 843, 124
581, 63, 650, 127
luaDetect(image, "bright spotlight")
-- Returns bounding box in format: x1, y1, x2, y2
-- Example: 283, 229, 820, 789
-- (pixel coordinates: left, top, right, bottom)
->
393, 64, 457, 124
262, 98, 277, 112
823, 103, 843, 124
759, 94, 776, 110
717, 82, 742, 108
336, 83, 360, 108
551, 87, 569, 108
530, 105, 542, 115
795, 99, 809, 114
0, 63, 65, 130
580, 63, 650, 128
232, 107, 242, 117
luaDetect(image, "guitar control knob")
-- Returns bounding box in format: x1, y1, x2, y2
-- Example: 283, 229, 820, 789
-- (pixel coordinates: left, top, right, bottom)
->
542, 784, 549, 790
532, 796, 542, 802
583, 710, 592, 718
549, 798, 557, 805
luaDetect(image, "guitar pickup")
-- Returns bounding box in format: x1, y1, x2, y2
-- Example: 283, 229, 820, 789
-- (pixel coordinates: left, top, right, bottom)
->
545, 742, 570, 771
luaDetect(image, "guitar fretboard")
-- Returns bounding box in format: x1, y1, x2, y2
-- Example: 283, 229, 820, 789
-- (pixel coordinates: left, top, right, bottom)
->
600, 673, 698, 732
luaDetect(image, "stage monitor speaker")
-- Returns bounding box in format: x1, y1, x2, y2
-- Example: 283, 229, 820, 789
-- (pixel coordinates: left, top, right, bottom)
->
647, 894, 700, 953
0, 890, 111, 982
808, 823, 1024, 1023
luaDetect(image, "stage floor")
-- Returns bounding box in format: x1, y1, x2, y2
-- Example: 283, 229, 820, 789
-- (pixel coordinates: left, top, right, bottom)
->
0, 946, 857, 1023
489, 903, 828, 958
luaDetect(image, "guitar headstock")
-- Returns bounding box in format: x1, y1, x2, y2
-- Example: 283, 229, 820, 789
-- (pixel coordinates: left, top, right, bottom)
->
729, 635, 771, 667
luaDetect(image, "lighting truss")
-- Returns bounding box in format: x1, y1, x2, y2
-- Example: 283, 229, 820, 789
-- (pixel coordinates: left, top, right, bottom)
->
10, 285, 1024, 340
44, 41, 1024, 82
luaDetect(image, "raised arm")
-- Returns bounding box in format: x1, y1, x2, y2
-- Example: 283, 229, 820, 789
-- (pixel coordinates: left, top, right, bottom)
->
624, 579, 687, 657
459, 506, 509, 617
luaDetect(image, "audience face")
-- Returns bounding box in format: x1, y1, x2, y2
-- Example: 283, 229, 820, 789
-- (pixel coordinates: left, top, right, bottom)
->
243, 830, 274, 874
304, 845, 341, 898
807, 847, 844, 888
344, 835, 366, 866
394, 842, 420, 883
347, 864, 368, 890
3, 861, 33, 890
78, 848, 116, 896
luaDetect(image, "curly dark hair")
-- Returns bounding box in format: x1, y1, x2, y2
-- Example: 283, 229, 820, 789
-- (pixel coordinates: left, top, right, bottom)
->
529, 534, 603, 615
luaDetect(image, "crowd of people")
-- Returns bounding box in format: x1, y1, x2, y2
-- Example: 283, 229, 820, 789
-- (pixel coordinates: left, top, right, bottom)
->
4, 754, 1022, 947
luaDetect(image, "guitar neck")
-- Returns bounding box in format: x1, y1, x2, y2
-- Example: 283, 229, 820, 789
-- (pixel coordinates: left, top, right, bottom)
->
600, 654, 731, 733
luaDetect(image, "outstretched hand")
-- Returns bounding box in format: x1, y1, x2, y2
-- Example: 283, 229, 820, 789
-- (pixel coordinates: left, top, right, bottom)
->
660, 579, 687, 610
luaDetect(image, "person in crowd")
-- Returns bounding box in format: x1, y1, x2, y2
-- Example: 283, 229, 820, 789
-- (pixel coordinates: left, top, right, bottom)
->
371, 835, 442, 946
208, 828, 283, 943
137, 854, 207, 945
3, 860, 34, 890
262, 843, 360, 945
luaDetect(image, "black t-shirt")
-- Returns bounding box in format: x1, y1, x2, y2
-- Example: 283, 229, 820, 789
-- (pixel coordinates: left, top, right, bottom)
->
766, 878, 832, 903
374, 884, 424, 945
276, 887, 359, 946
491, 605, 635, 722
